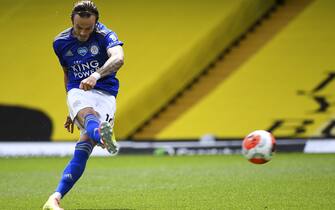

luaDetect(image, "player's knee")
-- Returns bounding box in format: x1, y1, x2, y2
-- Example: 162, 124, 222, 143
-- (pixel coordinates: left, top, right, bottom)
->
77, 107, 98, 123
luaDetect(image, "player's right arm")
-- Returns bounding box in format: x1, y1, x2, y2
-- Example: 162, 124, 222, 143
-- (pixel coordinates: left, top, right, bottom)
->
62, 66, 74, 133
53, 39, 74, 133
62, 67, 69, 93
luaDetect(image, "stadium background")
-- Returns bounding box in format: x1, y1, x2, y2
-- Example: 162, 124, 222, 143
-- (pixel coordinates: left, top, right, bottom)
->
0, 0, 335, 152
1, 1, 335, 209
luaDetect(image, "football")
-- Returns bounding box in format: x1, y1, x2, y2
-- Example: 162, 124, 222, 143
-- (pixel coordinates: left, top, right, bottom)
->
242, 130, 276, 164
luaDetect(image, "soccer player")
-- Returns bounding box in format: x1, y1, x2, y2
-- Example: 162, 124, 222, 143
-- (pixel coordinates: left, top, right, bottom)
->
43, 1, 124, 209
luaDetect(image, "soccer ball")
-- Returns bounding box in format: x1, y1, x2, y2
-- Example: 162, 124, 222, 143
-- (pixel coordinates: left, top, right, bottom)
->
242, 130, 276, 164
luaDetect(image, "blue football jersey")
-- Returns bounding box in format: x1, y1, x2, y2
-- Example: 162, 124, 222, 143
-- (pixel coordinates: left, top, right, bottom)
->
53, 22, 123, 97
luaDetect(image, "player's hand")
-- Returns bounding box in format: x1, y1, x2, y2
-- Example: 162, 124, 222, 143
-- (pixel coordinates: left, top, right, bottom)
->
64, 116, 74, 133
79, 76, 97, 91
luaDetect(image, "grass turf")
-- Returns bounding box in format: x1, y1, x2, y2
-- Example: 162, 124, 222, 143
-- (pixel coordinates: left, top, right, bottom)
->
0, 153, 334, 210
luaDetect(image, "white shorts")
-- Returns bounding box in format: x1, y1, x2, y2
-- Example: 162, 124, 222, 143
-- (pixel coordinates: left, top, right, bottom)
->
67, 88, 116, 133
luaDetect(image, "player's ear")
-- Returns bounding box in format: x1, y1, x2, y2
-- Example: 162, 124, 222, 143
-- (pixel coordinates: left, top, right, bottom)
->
70, 13, 75, 24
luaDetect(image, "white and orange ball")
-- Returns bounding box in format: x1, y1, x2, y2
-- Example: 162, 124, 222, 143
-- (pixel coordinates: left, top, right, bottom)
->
242, 130, 276, 164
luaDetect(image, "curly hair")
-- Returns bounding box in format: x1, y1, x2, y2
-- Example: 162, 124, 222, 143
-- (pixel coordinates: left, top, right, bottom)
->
71, 1, 99, 22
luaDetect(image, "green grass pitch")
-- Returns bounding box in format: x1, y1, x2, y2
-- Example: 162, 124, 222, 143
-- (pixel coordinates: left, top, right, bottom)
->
0, 153, 334, 210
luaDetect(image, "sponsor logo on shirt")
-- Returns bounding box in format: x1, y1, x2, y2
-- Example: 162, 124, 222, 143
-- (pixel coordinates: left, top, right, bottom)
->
77, 47, 88, 56
70, 60, 100, 79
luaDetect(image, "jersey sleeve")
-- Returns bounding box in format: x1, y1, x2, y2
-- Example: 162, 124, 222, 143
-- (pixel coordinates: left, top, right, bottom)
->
105, 31, 124, 50
53, 41, 66, 67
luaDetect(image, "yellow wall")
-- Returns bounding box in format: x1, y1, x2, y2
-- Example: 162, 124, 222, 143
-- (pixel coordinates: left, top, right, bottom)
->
0, 0, 274, 140
157, 0, 335, 139
114, 0, 275, 139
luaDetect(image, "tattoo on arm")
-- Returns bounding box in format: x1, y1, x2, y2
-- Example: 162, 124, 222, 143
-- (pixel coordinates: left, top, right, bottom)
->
96, 45, 124, 78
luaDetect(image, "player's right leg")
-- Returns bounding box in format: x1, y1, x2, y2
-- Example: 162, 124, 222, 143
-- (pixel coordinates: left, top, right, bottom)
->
43, 135, 93, 210
42, 192, 63, 210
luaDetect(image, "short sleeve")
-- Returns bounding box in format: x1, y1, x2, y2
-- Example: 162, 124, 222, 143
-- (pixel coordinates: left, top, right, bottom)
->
105, 32, 124, 50
53, 41, 66, 67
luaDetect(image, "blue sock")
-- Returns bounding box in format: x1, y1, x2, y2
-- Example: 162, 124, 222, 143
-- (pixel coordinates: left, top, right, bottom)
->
56, 141, 93, 197
84, 114, 101, 143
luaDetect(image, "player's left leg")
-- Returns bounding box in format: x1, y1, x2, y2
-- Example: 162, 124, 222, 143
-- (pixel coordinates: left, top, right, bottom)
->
75, 107, 118, 154
73, 89, 118, 154
91, 89, 118, 154
66, 88, 117, 153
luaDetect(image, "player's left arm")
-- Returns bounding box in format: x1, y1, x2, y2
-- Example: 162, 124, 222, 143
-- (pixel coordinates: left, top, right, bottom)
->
79, 45, 124, 91
97, 45, 124, 77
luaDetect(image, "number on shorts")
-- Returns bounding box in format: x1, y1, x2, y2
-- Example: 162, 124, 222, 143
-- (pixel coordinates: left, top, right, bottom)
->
105, 114, 113, 123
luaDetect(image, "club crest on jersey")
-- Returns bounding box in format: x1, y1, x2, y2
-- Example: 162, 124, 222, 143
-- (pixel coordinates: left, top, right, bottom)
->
77, 47, 88, 56
90, 45, 99, 55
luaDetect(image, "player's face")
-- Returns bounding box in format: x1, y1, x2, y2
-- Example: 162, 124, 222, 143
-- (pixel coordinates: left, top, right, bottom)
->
72, 14, 96, 42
